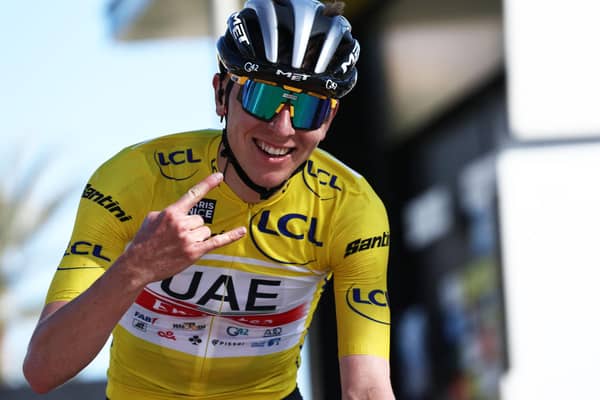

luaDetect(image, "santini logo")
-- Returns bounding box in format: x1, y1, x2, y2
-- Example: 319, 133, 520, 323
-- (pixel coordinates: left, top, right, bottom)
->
344, 232, 390, 258
82, 184, 133, 222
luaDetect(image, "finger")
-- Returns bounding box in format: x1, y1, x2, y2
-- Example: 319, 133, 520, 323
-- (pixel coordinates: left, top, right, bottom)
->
180, 214, 205, 231
170, 172, 223, 213
195, 226, 247, 252
188, 226, 212, 241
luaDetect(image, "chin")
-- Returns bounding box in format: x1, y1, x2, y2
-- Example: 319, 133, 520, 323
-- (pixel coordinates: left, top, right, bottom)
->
254, 172, 291, 189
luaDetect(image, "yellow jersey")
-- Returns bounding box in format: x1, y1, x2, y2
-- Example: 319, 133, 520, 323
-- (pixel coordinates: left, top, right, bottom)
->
46, 130, 391, 400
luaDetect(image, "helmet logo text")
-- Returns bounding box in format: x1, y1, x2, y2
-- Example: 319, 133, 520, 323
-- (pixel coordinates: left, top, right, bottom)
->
276, 69, 309, 82
326, 80, 338, 90
340, 42, 360, 74
232, 13, 250, 45
244, 62, 259, 72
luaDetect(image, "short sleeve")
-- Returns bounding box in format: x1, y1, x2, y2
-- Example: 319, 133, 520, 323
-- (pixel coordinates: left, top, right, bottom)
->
330, 181, 391, 359
45, 147, 153, 304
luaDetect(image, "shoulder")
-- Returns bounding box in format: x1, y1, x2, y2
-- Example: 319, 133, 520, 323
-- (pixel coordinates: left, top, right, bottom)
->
119, 129, 221, 156
95, 129, 220, 178
303, 148, 381, 202
86, 129, 220, 202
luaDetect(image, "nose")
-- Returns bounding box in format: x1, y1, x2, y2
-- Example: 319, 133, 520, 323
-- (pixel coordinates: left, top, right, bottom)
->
268, 103, 295, 136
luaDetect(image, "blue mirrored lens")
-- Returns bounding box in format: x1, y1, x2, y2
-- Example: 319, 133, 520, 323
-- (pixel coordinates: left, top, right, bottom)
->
239, 80, 331, 130
291, 95, 331, 130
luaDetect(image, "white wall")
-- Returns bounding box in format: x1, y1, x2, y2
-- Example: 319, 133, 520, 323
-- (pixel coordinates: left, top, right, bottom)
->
501, 0, 600, 395
504, 0, 600, 140
498, 144, 600, 399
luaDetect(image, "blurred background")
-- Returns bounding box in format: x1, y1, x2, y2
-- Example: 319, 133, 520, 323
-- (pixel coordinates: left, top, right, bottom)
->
1, 0, 600, 399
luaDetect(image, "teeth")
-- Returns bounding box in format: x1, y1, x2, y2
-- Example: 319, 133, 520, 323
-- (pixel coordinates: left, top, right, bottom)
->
256, 140, 291, 156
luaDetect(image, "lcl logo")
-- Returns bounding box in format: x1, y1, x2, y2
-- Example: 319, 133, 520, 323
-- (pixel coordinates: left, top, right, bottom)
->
64, 241, 111, 262
345, 286, 390, 325
255, 210, 322, 246
249, 210, 323, 265
154, 149, 202, 181
303, 160, 343, 200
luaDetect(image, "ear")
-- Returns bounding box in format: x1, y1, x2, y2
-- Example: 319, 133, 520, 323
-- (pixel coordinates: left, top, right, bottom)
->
212, 73, 227, 117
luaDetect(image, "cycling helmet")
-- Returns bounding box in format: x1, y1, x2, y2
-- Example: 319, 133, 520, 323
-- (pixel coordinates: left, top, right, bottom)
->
217, 0, 360, 99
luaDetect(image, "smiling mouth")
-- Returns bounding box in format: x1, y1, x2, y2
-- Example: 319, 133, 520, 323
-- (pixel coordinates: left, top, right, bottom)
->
254, 139, 294, 157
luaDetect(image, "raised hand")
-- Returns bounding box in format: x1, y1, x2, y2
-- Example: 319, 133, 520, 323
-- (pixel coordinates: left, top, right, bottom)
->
121, 172, 246, 285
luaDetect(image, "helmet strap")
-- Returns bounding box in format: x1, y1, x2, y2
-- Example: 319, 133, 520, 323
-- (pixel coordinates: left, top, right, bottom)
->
219, 130, 284, 200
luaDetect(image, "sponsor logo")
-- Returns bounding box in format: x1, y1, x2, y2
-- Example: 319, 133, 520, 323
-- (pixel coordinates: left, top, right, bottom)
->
154, 149, 201, 181
244, 62, 259, 73
132, 319, 148, 332
158, 330, 176, 340
255, 211, 322, 245
211, 339, 244, 347
263, 327, 282, 337
345, 286, 390, 325
303, 160, 342, 199
276, 69, 309, 82
351, 288, 389, 307
136, 287, 306, 326
134, 311, 157, 324
249, 210, 323, 264
325, 80, 338, 90
227, 326, 249, 336
161, 274, 281, 312
188, 335, 202, 345
251, 338, 281, 348
236, 316, 274, 326
172, 322, 206, 331
64, 241, 111, 262
82, 184, 132, 222
340, 42, 360, 74
344, 232, 390, 258
188, 199, 216, 224
232, 13, 250, 45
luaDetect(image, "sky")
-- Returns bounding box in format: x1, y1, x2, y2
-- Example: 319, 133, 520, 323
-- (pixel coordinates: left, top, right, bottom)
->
0, 0, 219, 387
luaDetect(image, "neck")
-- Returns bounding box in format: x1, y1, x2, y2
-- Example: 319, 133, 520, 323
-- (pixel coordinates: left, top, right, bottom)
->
217, 143, 265, 204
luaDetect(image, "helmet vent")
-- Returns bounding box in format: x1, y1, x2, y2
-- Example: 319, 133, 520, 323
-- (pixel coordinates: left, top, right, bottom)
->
291, 1, 323, 69
314, 15, 351, 74
246, 0, 278, 63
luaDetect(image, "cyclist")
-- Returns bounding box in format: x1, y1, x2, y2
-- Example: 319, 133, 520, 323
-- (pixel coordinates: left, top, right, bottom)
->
23, 1, 394, 399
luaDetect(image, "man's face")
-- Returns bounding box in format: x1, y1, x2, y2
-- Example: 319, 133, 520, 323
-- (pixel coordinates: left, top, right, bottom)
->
216, 77, 338, 190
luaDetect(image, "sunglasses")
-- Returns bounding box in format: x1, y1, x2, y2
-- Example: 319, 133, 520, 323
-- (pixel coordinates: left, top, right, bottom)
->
231, 74, 338, 130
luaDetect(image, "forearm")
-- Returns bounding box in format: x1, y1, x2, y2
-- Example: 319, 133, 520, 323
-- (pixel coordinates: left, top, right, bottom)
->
23, 173, 246, 393
23, 255, 145, 393
340, 355, 396, 400
342, 385, 396, 400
